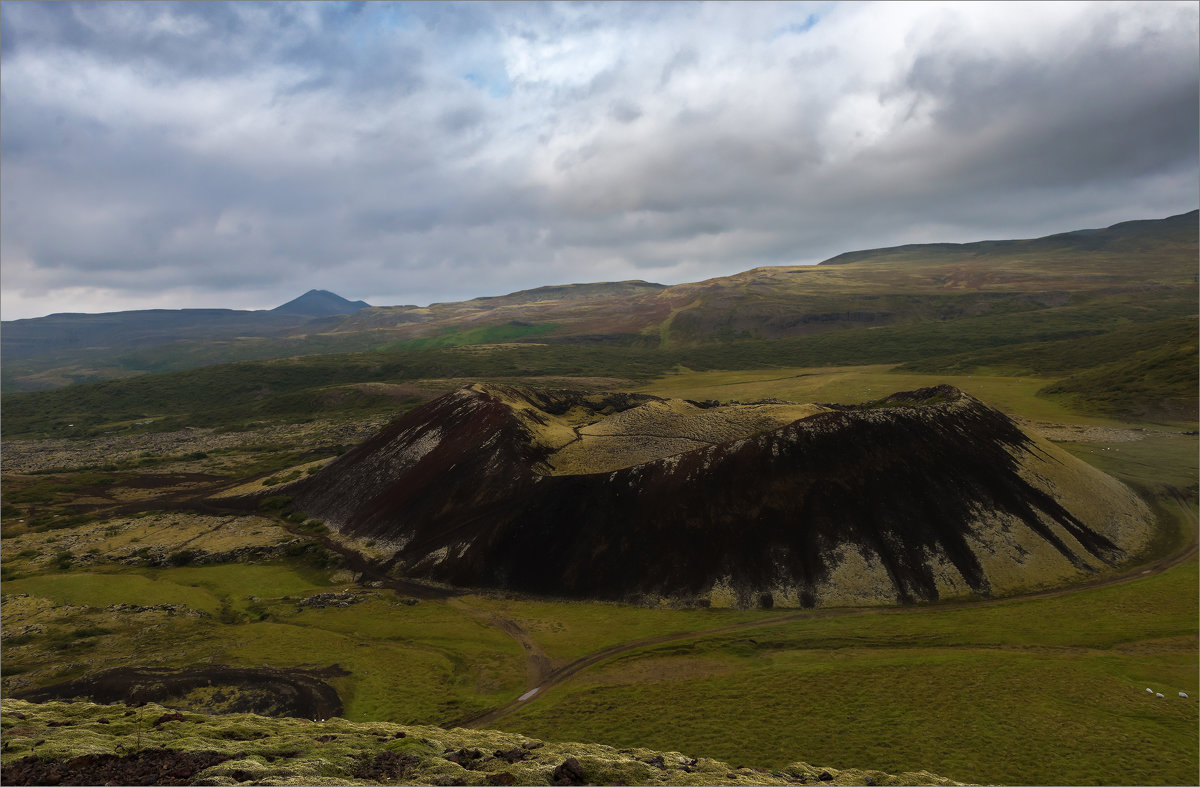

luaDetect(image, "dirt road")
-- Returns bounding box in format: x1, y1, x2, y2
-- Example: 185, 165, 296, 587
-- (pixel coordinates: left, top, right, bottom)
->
447, 599, 555, 689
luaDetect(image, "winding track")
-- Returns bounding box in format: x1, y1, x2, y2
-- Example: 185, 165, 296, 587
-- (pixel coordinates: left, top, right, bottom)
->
447, 598, 555, 689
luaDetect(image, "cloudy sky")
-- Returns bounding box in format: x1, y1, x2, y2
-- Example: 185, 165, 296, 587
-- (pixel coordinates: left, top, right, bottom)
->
2, 1, 1197, 320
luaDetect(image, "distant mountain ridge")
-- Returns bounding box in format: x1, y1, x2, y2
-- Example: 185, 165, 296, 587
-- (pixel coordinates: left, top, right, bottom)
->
273, 289, 370, 317
2, 210, 1194, 395
819, 209, 1198, 265
0, 291, 369, 384
0, 308, 310, 361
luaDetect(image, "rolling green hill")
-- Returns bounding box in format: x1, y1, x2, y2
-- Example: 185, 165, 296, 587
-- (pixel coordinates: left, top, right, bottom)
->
4, 211, 1196, 392
2, 211, 1195, 435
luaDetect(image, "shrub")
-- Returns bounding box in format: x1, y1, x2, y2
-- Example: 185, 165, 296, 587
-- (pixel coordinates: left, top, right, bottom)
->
283, 541, 340, 569
218, 603, 246, 625
258, 495, 292, 512
167, 550, 197, 566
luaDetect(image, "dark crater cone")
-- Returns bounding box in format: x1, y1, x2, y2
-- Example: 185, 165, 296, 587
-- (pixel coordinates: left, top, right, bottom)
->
10, 665, 345, 720
288, 383, 1152, 607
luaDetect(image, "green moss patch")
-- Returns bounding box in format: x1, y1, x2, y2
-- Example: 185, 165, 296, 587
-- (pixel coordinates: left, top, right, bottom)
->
0, 699, 962, 786
2, 573, 222, 614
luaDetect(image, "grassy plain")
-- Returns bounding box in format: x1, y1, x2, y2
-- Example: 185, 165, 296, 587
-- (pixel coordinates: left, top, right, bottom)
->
220, 605, 524, 724
492, 556, 1198, 786
4, 572, 225, 613
1, 359, 1196, 785
1058, 435, 1200, 492
5, 296, 1196, 439
638, 364, 1108, 424
465, 599, 776, 663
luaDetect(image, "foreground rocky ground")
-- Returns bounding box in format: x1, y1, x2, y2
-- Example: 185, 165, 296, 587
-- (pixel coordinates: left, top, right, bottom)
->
0, 699, 962, 786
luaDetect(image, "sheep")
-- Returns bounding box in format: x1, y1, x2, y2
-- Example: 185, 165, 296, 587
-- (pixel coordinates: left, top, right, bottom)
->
1155, 692, 1164, 698
1146, 687, 1154, 693
1180, 692, 1189, 699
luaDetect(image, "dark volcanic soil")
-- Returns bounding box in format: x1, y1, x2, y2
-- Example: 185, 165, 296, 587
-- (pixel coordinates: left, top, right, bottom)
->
2, 749, 233, 786
11, 665, 345, 720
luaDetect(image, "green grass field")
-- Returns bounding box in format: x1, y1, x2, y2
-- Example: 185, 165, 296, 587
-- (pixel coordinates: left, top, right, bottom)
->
463, 598, 776, 663
384, 322, 560, 350
637, 364, 1116, 425
5, 288, 1195, 439
493, 559, 1199, 786
1059, 435, 1200, 492
5, 541, 1194, 783
3, 572, 225, 614
153, 562, 335, 600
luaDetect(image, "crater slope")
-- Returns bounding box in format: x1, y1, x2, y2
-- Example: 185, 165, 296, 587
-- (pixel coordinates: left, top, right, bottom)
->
288, 383, 1152, 607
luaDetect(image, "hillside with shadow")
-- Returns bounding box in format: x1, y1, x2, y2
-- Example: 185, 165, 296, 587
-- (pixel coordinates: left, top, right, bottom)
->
288, 382, 1153, 607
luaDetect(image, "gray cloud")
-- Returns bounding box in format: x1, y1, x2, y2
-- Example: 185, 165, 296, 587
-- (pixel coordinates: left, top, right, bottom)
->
1, 0, 1197, 319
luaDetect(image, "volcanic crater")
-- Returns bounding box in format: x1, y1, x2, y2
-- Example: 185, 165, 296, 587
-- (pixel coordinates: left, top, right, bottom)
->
287, 383, 1152, 607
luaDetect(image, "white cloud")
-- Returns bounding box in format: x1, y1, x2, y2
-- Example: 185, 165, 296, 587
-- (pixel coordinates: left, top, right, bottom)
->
0, 0, 1195, 319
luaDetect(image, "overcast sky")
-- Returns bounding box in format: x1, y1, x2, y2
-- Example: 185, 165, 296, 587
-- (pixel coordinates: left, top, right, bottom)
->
2, 1, 1197, 320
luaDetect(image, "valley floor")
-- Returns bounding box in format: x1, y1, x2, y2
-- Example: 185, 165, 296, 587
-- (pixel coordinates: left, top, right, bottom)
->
2, 367, 1197, 785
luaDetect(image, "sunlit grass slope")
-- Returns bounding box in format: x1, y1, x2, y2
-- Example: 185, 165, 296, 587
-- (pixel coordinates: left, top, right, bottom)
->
637, 364, 1096, 424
